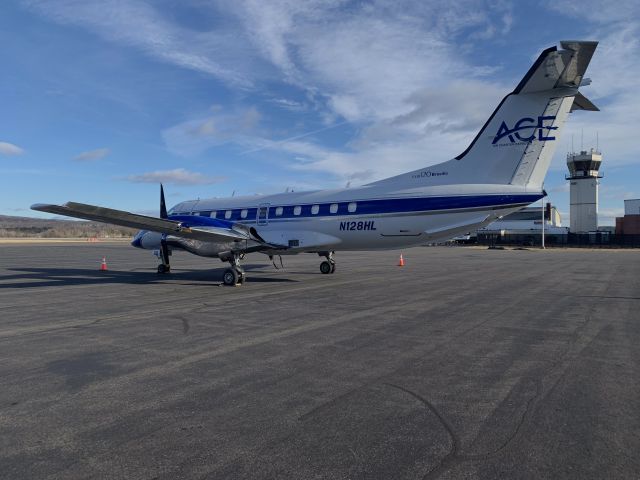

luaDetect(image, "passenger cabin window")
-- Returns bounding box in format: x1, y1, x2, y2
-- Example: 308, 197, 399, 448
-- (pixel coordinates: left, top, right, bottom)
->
275, 207, 283, 216
210, 211, 217, 218
348, 202, 357, 213
293, 206, 301, 216
225, 210, 232, 219
241, 209, 248, 219
330, 203, 338, 214
311, 205, 319, 214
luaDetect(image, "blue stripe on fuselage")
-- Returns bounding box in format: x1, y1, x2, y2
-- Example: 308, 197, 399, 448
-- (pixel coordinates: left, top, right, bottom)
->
172, 194, 542, 223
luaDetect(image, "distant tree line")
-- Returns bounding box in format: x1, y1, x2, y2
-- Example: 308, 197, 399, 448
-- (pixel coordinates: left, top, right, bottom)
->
0, 215, 136, 238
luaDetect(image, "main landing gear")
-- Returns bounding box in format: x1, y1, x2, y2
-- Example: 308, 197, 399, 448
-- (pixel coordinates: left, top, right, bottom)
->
222, 253, 246, 286
156, 238, 171, 274
319, 251, 336, 275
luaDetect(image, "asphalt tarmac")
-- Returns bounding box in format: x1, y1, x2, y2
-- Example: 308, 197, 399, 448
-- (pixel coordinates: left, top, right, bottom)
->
1, 242, 639, 479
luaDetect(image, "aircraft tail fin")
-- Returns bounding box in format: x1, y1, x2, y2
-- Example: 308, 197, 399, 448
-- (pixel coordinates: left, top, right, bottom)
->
455, 40, 598, 188
371, 41, 599, 190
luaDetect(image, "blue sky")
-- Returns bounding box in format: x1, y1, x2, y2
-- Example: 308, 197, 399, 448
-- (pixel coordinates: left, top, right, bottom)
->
2, 0, 639, 225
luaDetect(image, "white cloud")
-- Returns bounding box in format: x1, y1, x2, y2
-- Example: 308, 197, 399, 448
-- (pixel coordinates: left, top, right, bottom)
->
152, 1, 516, 182
0, 142, 25, 156
599, 207, 624, 225
550, 184, 570, 194
162, 106, 264, 156
269, 97, 307, 111
29, 0, 638, 187
601, 185, 638, 201
22, 0, 256, 87
123, 168, 225, 185
545, 3, 640, 172
544, 0, 639, 25
73, 148, 110, 161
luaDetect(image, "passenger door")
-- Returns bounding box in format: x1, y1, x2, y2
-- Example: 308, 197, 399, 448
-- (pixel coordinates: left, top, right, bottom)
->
256, 203, 270, 226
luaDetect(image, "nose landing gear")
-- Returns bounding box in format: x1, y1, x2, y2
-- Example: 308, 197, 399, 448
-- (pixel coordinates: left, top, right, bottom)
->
221, 252, 245, 286
319, 251, 336, 274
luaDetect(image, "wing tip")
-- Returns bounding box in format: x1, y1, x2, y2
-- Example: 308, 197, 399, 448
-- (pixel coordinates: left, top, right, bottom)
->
30, 203, 51, 212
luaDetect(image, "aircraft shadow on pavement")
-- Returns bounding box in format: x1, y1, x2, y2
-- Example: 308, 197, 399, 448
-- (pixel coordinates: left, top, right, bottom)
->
0, 265, 297, 289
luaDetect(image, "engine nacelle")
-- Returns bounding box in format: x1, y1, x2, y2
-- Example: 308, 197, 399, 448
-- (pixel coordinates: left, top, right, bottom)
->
131, 230, 162, 250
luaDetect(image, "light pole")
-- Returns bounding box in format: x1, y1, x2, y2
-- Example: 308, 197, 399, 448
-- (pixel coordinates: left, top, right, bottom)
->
541, 185, 546, 249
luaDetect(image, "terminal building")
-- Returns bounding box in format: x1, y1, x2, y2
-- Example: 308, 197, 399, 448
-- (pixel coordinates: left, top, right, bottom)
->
476, 205, 567, 245
615, 199, 640, 235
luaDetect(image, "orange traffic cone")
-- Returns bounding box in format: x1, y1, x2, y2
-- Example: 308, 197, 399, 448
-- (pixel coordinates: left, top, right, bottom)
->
398, 254, 405, 267
100, 257, 108, 271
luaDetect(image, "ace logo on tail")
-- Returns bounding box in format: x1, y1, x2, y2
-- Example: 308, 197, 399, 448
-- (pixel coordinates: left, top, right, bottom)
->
493, 116, 557, 145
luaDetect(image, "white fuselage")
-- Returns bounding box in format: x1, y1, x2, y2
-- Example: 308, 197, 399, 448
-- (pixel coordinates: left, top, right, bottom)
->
134, 182, 543, 257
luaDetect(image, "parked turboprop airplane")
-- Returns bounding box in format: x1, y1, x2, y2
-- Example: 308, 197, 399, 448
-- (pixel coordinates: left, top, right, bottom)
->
33, 41, 599, 286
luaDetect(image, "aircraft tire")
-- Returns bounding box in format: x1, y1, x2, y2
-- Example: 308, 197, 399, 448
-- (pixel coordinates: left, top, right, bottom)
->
320, 261, 332, 274
223, 268, 239, 286
157, 264, 169, 274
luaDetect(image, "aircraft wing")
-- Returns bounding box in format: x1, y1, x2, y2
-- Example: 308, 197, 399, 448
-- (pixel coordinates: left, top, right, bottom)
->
31, 202, 263, 244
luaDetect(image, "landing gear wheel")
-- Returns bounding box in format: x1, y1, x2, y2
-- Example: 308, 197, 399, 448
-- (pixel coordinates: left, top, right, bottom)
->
157, 264, 170, 274
330, 263, 336, 274
223, 268, 239, 286
320, 261, 332, 274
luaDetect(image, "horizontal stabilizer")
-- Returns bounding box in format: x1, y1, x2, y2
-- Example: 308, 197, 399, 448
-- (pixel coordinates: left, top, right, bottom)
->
571, 91, 599, 111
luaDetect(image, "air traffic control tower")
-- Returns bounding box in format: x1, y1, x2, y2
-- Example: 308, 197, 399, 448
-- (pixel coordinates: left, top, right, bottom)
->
566, 148, 602, 233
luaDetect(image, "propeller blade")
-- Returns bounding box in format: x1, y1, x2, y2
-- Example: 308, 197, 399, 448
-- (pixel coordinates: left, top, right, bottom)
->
160, 183, 168, 219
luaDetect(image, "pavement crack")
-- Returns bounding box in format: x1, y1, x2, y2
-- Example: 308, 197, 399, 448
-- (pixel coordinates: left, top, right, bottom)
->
180, 316, 190, 334
298, 385, 364, 421
384, 383, 459, 480
463, 378, 542, 461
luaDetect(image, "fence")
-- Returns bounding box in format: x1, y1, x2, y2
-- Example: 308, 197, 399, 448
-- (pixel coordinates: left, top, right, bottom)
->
475, 232, 640, 248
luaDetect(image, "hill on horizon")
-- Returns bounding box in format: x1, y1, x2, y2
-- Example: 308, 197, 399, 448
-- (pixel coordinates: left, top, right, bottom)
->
0, 214, 136, 238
